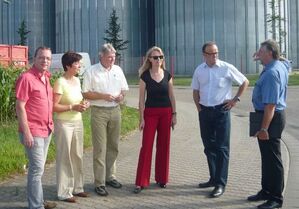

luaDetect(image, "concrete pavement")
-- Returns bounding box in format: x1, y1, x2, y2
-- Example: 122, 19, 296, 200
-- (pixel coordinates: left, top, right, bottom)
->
0, 87, 290, 209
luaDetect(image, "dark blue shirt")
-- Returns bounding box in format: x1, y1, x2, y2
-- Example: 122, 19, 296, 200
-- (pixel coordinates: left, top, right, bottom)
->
252, 60, 289, 111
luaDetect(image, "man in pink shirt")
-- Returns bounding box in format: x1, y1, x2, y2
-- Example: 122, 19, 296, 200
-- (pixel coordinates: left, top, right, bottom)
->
15, 47, 56, 209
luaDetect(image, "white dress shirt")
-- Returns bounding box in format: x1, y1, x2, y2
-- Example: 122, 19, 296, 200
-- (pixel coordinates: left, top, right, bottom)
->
82, 62, 129, 107
191, 60, 246, 106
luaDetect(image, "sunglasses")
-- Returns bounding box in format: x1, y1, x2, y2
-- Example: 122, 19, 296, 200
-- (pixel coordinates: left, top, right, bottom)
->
150, 55, 164, 60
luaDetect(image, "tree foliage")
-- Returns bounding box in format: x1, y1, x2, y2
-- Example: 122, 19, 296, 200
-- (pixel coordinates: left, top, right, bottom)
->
17, 20, 31, 46
104, 9, 129, 62
266, 0, 286, 54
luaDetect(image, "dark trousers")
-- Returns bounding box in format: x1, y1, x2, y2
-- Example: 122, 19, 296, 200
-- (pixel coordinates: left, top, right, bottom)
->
258, 138, 284, 203
198, 104, 231, 187
257, 111, 285, 204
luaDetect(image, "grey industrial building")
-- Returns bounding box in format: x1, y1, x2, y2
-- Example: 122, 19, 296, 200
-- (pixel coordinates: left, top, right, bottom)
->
1, 0, 297, 75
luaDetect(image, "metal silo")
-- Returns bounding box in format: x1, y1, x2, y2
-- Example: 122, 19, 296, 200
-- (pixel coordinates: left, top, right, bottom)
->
54, 0, 153, 74
0, 0, 55, 59
288, 0, 299, 69
155, 0, 270, 75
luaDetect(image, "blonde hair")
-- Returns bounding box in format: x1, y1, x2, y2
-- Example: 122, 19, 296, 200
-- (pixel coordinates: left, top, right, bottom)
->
138, 46, 166, 77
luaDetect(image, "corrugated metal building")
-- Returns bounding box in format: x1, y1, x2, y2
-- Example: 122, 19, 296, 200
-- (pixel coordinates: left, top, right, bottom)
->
288, 0, 299, 68
0, 0, 295, 75
55, 0, 154, 74
0, 0, 55, 56
155, 0, 267, 75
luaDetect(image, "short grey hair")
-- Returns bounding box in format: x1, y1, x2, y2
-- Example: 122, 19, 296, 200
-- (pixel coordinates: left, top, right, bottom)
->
99, 43, 116, 57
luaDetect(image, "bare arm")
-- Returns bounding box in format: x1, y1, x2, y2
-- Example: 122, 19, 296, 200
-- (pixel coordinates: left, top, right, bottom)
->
82, 91, 116, 102
235, 79, 249, 99
168, 78, 177, 128
193, 90, 201, 112
224, 79, 249, 109
16, 100, 33, 148
53, 93, 87, 113
138, 79, 146, 130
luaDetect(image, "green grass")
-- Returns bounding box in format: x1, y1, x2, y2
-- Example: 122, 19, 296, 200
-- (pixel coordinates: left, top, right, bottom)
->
126, 74, 139, 85
288, 73, 299, 85
126, 73, 299, 86
0, 105, 139, 181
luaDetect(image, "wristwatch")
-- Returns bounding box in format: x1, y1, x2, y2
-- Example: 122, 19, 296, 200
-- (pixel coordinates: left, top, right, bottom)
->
234, 96, 240, 102
260, 128, 268, 132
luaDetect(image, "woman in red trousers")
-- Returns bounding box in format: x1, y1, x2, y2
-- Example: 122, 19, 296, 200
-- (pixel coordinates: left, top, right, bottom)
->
134, 46, 177, 194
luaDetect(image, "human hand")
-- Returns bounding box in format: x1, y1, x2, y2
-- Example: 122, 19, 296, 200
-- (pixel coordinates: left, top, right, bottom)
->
255, 130, 269, 140
114, 94, 124, 103
105, 94, 116, 102
23, 133, 34, 148
223, 99, 237, 110
72, 103, 87, 112
171, 114, 177, 130
253, 52, 260, 61
197, 106, 202, 113
81, 100, 90, 109
139, 120, 145, 131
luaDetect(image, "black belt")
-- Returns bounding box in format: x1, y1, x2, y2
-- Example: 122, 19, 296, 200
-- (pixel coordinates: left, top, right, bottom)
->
200, 103, 226, 110
255, 109, 284, 113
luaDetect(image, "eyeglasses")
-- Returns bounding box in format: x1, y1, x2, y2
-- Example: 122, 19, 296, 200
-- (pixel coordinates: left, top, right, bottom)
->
204, 52, 218, 56
150, 55, 164, 60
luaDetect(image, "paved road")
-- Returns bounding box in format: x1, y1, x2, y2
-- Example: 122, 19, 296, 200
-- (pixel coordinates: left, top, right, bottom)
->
0, 86, 296, 209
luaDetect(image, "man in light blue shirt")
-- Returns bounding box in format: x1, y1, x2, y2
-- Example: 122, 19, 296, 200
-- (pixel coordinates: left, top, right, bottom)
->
248, 39, 289, 209
191, 41, 249, 198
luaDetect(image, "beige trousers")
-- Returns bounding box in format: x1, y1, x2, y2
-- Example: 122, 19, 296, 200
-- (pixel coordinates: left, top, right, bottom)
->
54, 119, 84, 200
91, 106, 121, 187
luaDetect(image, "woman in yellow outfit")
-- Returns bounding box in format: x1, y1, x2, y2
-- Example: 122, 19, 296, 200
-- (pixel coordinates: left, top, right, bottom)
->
53, 51, 89, 203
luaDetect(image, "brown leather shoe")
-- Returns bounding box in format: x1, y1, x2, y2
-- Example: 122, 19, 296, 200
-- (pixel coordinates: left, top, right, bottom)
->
44, 201, 57, 209
62, 197, 76, 203
73, 192, 89, 198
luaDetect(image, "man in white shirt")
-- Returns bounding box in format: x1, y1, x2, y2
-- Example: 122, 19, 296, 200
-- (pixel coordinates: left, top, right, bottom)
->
191, 41, 249, 198
82, 43, 129, 196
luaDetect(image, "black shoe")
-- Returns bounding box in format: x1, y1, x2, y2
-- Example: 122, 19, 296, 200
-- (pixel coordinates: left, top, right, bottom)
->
247, 191, 269, 202
133, 186, 143, 194
198, 181, 215, 188
106, 179, 122, 188
95, 186, 108, 196
257, 200, 282, 209
157, 182, 167, 188
210, 185, 225, 198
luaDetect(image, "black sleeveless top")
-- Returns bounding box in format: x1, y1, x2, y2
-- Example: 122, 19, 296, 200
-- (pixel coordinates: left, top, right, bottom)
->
141, 70, 172, 107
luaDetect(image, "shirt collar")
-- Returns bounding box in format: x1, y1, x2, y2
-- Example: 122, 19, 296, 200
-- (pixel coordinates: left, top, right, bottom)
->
31, 66, 51, 79
98, 62, 114, 72
203, 59, 220, 68
264, 59, 276, 68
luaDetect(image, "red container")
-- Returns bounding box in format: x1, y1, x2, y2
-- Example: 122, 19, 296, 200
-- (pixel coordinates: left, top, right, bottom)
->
0, 44, 11, 66
0, 44, 28, 67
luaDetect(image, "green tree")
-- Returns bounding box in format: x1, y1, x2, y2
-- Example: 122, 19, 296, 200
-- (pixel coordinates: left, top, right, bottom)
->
266, 0, 287, 54
104, 9, 129, 63
17, 20, 31, 46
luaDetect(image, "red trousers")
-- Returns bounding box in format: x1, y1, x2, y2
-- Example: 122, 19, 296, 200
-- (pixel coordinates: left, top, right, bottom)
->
135, 107, 172, 187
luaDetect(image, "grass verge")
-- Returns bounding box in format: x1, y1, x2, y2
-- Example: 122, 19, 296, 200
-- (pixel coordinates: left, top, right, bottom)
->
131, 73, 299, 87
0, 105, 139, 181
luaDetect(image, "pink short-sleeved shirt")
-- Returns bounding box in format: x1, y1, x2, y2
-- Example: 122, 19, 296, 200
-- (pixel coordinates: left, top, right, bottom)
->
15, 67, 54, 137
